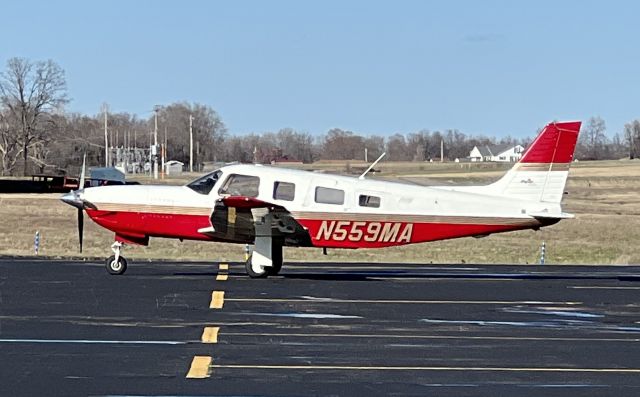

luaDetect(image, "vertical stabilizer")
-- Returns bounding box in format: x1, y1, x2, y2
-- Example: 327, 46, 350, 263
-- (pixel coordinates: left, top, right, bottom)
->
487, 121, 581, 203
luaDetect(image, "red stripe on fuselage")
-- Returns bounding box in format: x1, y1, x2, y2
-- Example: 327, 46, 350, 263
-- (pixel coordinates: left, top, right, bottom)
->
86, 209, 213, 241
86, 210, 546, 249
298, 219, 542, 249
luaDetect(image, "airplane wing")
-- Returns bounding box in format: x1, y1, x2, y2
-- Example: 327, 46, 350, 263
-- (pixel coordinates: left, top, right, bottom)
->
219, 196, 274, 209
197, 195, 312, 246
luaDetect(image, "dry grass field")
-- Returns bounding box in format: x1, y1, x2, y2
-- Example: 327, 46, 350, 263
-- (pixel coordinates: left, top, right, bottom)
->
0, 160, 638, 265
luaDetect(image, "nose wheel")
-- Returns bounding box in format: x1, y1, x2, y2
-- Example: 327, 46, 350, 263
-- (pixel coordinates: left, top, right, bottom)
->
106, 241, 127, 275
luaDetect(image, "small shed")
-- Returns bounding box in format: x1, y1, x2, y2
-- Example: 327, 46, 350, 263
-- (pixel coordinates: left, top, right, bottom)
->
165, 160, 184, 175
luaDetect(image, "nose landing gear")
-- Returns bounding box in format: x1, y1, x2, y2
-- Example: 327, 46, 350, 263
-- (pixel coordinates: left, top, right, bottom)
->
106, 241, 127, 275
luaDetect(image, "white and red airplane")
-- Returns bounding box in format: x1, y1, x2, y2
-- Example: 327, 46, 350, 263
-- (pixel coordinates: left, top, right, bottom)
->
61, 120, 581, 277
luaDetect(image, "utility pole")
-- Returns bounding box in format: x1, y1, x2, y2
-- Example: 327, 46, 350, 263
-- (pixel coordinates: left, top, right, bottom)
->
364, 148, 368, 163
153, 106, 160, 179
440, 139, 444, 163
102, 103, 108, 167
189, 114, 194, 172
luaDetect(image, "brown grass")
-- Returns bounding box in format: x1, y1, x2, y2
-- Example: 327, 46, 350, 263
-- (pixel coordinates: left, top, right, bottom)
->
1, 160, 639, 264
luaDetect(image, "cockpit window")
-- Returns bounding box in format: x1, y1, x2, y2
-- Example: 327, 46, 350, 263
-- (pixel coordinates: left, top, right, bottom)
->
219, 174, 260, 197
187, 170, 222, 195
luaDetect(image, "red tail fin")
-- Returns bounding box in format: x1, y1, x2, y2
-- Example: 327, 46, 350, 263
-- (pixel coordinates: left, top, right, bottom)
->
519, 121, 581, 164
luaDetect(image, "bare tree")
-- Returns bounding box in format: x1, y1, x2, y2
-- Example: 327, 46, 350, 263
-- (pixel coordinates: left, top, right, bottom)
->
322, 129, 364, 160
0, 58, 68, 175
0, 109, 20, 175
363, 135, 385, 160
154, 102, 226, 166
386, 134, 411, 161
578, 116, 608, 160
624, 120, 640, 160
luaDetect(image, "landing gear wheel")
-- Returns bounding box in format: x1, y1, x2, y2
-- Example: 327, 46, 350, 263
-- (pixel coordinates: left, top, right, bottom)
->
266, 261, 282, 276
245, 254, 268, 279
106, 255, 128, 275
266, 250, 283, 276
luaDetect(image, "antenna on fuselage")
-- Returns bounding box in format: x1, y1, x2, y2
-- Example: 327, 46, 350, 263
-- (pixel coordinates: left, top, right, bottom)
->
358, 152, 386, 180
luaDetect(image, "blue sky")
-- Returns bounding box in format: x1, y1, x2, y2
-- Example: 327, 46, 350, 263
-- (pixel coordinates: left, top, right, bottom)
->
2, 0, 639, 137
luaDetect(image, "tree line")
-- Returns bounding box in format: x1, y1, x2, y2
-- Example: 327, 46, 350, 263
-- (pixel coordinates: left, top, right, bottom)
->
1, 57, 639, 176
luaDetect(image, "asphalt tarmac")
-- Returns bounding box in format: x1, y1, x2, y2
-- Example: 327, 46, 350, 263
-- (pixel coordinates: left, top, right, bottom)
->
1, 258, 640, 396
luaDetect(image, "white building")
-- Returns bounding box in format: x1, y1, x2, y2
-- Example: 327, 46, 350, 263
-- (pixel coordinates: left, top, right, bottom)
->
164, 160, 184, 175
469, 144, 524, 162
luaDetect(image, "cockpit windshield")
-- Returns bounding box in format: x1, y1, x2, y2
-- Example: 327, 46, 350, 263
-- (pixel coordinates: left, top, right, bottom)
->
186, 170, 222, 195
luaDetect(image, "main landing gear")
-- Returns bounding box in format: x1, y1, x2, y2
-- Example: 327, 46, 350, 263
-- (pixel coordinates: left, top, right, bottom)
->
245, 208, 285, 278
106, 241, 127, 275
245, 243, 283, 278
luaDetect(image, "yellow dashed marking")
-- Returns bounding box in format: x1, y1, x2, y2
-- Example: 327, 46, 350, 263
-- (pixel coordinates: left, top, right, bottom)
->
201, 327, 220, 344
216, 274, 229, 281
186, 356, 212, 378
219, 263, 229, 271
210, 291, 225, 309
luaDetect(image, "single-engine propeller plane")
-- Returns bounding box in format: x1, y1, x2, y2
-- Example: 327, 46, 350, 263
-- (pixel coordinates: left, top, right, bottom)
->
61, 120, 581, 277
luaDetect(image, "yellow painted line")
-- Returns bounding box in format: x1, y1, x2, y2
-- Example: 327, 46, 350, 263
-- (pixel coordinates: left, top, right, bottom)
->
222, 332, 640, 343
224, 298, 581, 305
219, 263, 229, 271
186, 356, 212, 378
211, 364, 640, 373
210, 291, 225, 309
570, 286, 640, 290
201, 327, 220, 344
216, 274, 229, 281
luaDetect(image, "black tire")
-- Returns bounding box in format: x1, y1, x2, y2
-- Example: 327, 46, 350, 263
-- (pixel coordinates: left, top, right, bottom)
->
106, 255, 127, 275
245, 254, 268, 278
266, 254, 283, 276
266, 262, 282, 276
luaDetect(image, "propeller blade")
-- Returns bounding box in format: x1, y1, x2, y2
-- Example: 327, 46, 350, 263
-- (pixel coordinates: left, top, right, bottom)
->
79, 153, 86, 190
77, 207, 84, 253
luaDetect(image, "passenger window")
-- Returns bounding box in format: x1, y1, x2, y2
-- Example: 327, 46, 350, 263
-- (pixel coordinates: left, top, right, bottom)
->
359, 194, 380, 208
315, 187, 344, 205
273, 181, 295, 201
219, 174, 260, 197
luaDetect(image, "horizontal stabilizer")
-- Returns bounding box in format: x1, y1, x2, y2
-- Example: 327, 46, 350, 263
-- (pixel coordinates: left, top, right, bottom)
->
528, 211, 575, 219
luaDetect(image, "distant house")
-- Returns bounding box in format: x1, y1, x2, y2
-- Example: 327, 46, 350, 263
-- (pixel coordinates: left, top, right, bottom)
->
469, 144, 525, 162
